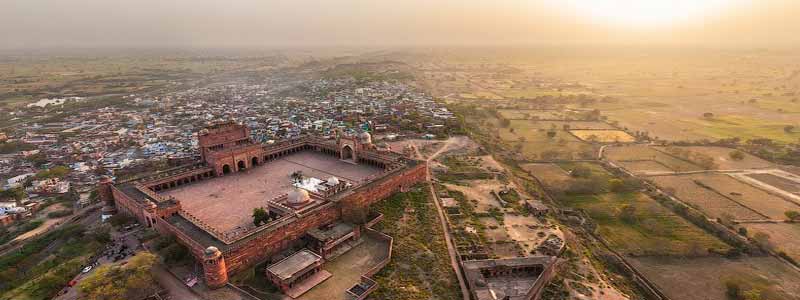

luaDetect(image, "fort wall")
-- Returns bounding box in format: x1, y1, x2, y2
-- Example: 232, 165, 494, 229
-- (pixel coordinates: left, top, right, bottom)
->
106, 123, 428, 289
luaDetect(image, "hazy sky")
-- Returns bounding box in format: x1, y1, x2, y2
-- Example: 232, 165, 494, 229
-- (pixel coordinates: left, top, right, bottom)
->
1, 0, 798, 49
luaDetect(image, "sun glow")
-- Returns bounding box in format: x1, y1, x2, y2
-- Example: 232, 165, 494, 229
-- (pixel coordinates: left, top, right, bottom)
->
559, 0, 742, 27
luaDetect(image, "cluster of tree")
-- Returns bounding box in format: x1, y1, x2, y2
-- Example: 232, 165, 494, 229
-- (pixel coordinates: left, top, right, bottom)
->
670, 138, 800, 167
152, 236, 190, 265
729, 150, 746, 161
108, 214, 135, 227
35, 165, 71, 179
0, 224, 108, 298
0, 187, 25, 201
79, 252, 160, 300
0, 141, 35, 154
24, 152, 49, 168
47, 209, 74, 218
725, 280, 766, 300
664, 146, 718, 169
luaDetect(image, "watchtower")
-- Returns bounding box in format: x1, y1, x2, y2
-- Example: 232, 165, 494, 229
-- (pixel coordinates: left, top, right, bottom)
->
202, 246, 229, 288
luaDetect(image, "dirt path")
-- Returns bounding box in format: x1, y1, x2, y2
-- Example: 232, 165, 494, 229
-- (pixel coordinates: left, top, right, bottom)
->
423, 137, 471, 300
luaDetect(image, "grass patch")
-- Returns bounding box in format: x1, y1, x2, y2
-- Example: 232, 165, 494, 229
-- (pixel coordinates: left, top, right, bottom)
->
561, 192, 730, 256
371, 185, 460, 300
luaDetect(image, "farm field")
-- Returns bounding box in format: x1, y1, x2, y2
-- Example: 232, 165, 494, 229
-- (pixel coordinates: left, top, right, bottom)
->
747, 173, 800, 194
680, 115, 800, 144
693, 173, 800, 220
498, 120, 597, 160
497, 109, 564, 120
648, 175, 764, 220
654, 146, 773, 170
528, 121, 615, 130
520, 163, 571, 187
570, 129, 635, 143
629, 256, 800, 300
743, 223, 800, 262
616, 160, 672, 175
605, 145, 703, 172
560, 192, 730, 256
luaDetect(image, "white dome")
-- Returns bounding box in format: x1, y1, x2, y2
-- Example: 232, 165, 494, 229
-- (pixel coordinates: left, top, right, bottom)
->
287, 188, 311, 204
327, 177, 340, 185
359, 132, 372, 144
204, 246, 220, 256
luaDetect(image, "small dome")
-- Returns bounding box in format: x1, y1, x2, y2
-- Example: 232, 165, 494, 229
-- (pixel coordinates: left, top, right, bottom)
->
287, 188, 311, 204
327, 177, 340, 185
359, 132, 372, 144
204, 246, 220, 256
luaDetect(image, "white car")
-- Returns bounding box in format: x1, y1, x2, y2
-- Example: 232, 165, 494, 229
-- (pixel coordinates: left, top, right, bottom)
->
82, 265, 93, 273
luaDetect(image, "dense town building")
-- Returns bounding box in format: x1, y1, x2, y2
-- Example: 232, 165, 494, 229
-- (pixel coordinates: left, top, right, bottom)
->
99, 122, 427, 294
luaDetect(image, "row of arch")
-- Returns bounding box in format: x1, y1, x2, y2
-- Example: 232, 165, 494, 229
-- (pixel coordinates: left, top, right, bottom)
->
150, 170, 216, 192
218, 145, 316, 176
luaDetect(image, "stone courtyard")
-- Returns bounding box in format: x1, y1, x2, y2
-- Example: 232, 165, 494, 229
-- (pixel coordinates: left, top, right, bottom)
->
159, 151, 383, 233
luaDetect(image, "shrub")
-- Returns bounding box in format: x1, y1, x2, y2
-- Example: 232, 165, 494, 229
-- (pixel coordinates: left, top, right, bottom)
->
108, 214, 135, 227
729, 150, 745, 161
47, 209, 73, 218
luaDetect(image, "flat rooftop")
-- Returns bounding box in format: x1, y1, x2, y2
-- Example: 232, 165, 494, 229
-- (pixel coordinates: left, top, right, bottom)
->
267, 249, 322, 281
307, 222, 354, 242
158, 151, 383, 234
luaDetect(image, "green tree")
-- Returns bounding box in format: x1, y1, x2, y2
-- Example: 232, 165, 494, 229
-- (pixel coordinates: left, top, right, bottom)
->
725, 280, 742, 299
570, 166, 592, 178
79, 252, 159, 300
753, 232, 774, 251
0, 187, 26, 201
252, 207, 270, 226
36, 165, 71, 179
743, 288, 762, 300
0, 141, 35, 154
729, 150, 745, 161
785, 210, 800, 221
618, 205, 637, 224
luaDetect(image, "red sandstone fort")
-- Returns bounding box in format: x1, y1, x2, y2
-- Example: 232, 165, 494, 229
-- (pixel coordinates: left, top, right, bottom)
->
98, 122, 427, 296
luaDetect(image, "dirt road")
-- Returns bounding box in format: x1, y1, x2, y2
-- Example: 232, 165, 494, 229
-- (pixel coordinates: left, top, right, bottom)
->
421, 137, 471, 300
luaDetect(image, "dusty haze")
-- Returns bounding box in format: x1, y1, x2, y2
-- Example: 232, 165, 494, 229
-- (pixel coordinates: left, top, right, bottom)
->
1, 0, 799, 49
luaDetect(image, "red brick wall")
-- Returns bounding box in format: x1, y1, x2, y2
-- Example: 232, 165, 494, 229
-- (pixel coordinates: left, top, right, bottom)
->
111, 186, 148, 225
341, 162, 427, 220
222, 204, 341, 274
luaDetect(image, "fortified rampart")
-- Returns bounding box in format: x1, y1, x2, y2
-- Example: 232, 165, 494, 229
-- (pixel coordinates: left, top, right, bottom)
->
103, 122, 426, 288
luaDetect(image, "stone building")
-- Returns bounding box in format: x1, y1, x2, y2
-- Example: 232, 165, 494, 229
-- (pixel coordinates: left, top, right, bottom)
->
99, 121, 427, 291
462, 256, 558, 300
